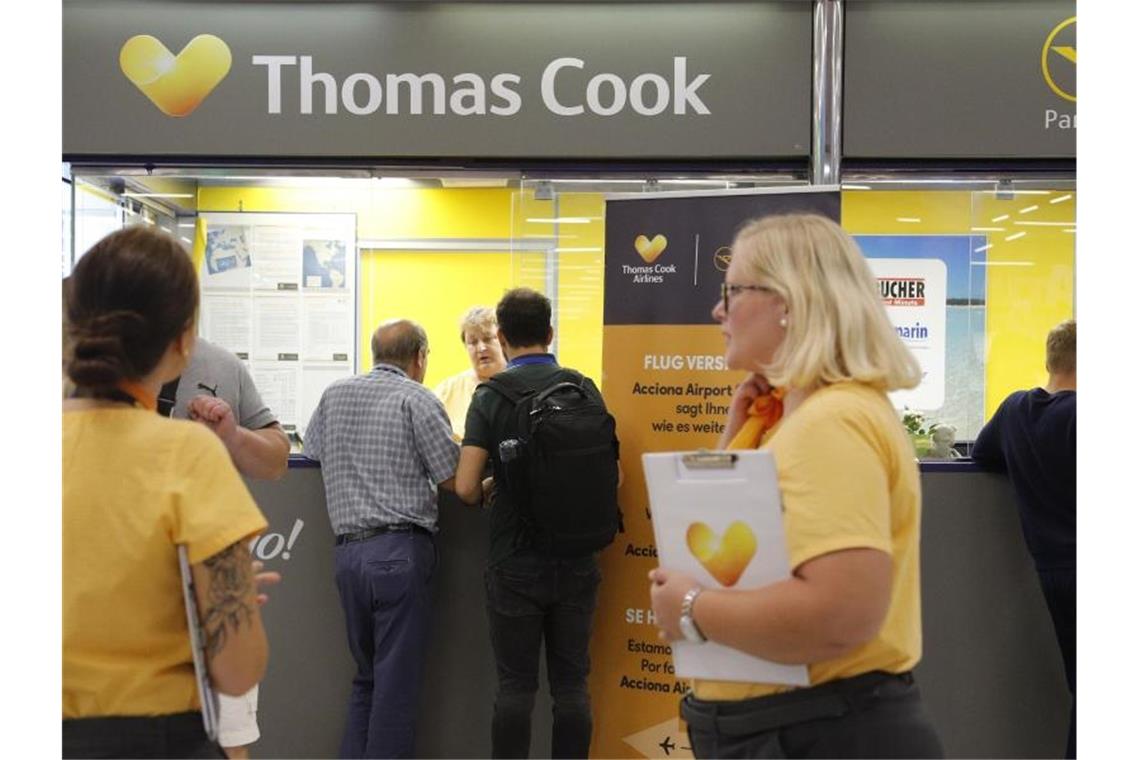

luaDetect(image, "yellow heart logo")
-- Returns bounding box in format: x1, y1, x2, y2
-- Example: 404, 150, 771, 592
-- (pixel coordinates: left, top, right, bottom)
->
686, 521, 757, 587
120, 34, 232, 117
633, 234, 668, 264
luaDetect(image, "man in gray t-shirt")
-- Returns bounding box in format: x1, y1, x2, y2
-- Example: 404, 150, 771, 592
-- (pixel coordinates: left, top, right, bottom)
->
169, 337, 290, 758
172, 337, 289, 481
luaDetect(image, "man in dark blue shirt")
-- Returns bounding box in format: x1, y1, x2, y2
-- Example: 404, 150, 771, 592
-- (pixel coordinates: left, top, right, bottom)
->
454, 288, 614, 758
972, 319, 1075, 759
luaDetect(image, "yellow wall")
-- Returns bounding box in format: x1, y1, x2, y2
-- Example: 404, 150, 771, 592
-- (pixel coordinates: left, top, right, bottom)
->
842, 189, 1075, 416
971, 192, 1075, 409
198, 186, 517, 238
358, 251, 516, 387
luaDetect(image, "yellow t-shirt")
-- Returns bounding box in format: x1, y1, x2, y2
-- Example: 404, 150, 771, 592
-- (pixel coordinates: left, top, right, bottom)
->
63, 407, 268, 719
433, 369, 480, 440
693, 382, 922, 700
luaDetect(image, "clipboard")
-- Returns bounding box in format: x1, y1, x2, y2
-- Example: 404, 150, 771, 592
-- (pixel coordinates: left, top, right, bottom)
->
178, 545, 220, 742
643, 450, 809, 686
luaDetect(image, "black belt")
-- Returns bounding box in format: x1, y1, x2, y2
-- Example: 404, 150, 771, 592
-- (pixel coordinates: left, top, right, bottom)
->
681, 670, 914, 737
335, 523, 433, 545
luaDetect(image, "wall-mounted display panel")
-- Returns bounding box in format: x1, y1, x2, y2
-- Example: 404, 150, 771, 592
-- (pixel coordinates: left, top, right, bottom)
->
197, 211, 356, 437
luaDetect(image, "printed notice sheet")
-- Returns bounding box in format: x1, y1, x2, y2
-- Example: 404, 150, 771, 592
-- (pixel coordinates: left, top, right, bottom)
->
302, 295, 352, 361
252, 226, 302, 291
253, 294, 302, 360
643, 450, 809, 686
250, 363, 300, 428
200, 295, 252, 356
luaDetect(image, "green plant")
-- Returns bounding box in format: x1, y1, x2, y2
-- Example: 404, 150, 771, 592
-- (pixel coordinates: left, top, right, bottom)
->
901, 409, 929, 437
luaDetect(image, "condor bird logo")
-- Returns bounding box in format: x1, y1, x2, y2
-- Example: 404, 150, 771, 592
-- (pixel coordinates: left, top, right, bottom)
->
1041, 17, 1076, 103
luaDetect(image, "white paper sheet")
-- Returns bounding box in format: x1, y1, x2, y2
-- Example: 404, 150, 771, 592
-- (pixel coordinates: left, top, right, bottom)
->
250, 363, 300, 428
253, 295, 301, 360
252, 226, 302, 291
302, 295, 353, 361
200, 295, 252, 356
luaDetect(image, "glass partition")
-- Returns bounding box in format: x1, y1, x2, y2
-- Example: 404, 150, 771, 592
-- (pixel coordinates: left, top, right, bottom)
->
63, 169, 1074, 458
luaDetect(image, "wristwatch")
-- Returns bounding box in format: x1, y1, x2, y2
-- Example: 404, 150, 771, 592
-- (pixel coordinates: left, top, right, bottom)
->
679, 586, 707, 644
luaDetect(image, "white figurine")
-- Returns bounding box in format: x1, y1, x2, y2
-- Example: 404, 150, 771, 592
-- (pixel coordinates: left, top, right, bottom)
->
929, 423, 961, 459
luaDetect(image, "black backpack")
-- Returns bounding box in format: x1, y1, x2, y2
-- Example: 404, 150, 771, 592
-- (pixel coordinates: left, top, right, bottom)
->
482, 369, 623, 557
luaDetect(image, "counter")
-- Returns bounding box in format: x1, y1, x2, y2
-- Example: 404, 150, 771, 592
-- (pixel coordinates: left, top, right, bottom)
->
248, 464, 1068, 758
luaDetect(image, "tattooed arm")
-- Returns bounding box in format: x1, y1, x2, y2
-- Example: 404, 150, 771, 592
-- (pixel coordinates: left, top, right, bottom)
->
190, 539, 269, 696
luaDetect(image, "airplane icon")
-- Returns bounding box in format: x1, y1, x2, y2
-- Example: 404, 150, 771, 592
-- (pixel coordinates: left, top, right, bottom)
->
1051, 45, 1076, 64
658, 736, 675, 755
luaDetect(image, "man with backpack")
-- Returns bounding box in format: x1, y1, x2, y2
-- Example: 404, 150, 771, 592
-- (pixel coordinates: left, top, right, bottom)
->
455, 287, 621, 759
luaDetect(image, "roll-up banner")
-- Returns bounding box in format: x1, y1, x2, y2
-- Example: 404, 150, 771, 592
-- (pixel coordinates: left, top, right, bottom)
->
590, 188, 840, 758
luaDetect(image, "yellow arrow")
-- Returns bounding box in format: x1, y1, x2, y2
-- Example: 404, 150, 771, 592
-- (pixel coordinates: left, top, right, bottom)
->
1051, 45, 1077, 64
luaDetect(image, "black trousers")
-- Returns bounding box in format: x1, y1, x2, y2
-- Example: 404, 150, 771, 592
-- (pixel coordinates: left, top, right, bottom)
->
1038, 566, 1076, 759
484, 551, 601, 759
681, 671, 943, 759
62, 712, 222, 759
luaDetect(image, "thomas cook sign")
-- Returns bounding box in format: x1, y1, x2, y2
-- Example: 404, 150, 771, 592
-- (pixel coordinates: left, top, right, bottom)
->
64, 1, 811, 160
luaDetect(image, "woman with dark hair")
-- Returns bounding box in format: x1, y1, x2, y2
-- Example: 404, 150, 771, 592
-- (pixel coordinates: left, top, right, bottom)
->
63, 226, 270, 759
649, 214, 942, 758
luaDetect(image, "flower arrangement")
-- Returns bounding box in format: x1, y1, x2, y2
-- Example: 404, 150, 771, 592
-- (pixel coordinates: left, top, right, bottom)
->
901, 409, 929, 439
900, 409, 957, 459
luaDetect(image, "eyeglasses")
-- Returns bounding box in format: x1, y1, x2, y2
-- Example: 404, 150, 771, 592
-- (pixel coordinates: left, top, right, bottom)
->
721, 282, 774, 312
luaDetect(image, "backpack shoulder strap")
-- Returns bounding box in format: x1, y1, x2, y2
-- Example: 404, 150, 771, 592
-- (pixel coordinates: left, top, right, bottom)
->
480, 372, 532, 405
556, 368, 585, 385
534, 380, 590, 405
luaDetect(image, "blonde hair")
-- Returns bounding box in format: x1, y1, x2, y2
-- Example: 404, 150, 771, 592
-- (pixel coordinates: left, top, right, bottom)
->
731, 213, 922, 392
1045, 319, 1075, 374
459, 306, 497, 343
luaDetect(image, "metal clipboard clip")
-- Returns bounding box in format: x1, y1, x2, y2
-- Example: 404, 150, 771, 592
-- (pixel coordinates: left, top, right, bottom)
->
680, 450, 738, 469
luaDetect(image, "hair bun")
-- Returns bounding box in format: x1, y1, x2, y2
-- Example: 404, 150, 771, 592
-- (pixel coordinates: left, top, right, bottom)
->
68, 335, 128, 388
66, 310, 147, 389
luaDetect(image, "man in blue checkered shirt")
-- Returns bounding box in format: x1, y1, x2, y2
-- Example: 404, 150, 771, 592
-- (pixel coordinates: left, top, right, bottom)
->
304, 319, 458, 759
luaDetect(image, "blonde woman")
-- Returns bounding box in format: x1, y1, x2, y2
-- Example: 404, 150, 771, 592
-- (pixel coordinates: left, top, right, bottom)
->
433, 306, 507, 439
649, 214, 943, 758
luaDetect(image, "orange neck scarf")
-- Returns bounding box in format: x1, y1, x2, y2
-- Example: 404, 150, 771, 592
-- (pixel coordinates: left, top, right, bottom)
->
726, 387, 785, 450
115, 380, 158, 412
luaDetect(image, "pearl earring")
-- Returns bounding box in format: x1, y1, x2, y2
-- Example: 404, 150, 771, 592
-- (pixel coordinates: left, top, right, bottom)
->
779, 316, 788, 328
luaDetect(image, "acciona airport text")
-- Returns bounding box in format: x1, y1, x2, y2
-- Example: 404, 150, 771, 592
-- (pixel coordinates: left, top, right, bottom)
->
251, 56, 712, 116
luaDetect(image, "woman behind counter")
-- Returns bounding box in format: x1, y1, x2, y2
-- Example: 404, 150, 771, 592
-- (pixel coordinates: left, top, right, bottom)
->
433, 305, 508, 440
63, 226, 270, 758
649, 214, 943, 758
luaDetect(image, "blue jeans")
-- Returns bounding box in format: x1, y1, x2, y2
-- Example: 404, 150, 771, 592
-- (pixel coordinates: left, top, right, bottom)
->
334, 529, 436, 759
485, 551, 601, 759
